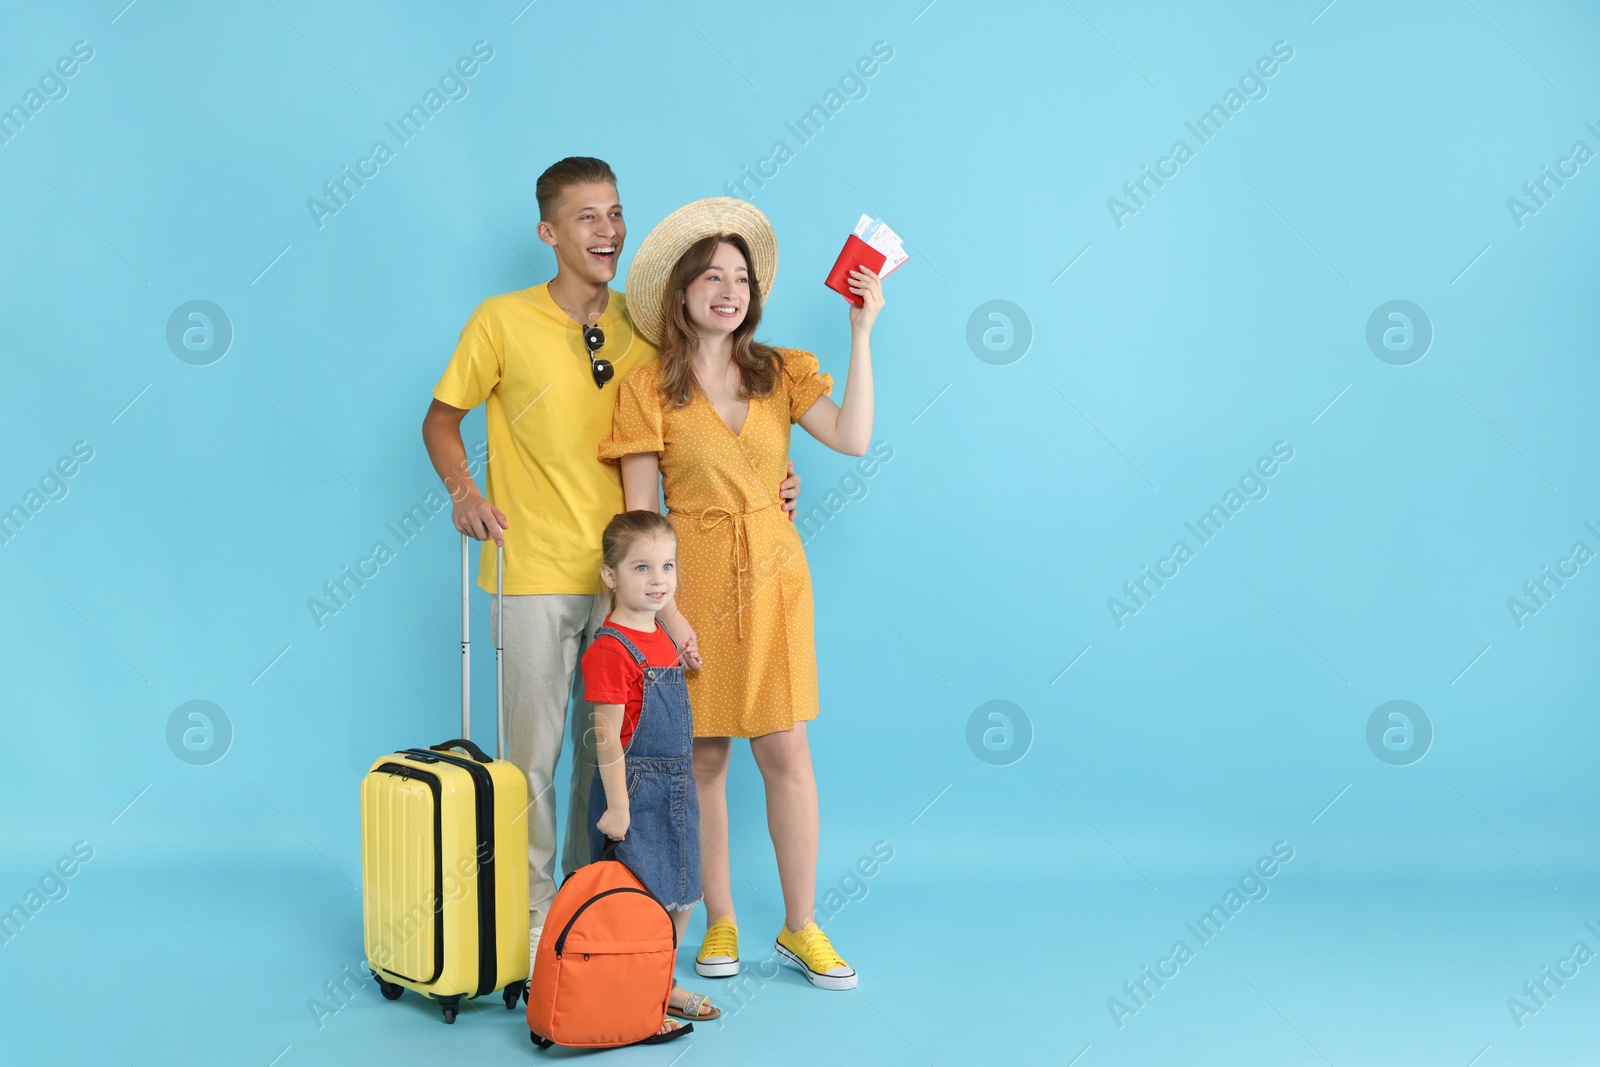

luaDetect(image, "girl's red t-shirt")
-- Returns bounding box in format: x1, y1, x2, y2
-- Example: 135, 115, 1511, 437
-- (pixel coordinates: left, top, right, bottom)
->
581, 616, 681, 748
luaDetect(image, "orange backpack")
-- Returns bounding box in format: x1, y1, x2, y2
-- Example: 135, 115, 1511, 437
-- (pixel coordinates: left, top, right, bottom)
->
527, 854, 683, 1049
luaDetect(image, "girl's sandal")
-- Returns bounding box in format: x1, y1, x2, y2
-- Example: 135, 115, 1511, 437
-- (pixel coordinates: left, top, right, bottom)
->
642, 1017, 693, 1043
666, 990, 722, 1021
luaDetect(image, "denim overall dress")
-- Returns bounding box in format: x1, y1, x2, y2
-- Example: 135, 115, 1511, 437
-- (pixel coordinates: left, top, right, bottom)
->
586, 624, 702, 910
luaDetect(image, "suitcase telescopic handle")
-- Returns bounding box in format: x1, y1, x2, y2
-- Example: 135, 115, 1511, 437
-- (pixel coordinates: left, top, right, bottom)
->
460, 533, 507, 760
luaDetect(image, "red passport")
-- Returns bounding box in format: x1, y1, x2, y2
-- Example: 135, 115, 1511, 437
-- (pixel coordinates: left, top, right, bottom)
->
824, 234, 886, 306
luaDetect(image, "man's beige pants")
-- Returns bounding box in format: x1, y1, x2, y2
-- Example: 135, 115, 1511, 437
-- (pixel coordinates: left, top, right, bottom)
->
491, 591, 608, 930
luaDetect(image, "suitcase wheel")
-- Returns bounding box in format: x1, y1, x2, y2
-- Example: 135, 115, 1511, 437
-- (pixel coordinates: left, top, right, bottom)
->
440, 996, 461, 1024
503, 981, 526, 1010
371, 972, 404, 1001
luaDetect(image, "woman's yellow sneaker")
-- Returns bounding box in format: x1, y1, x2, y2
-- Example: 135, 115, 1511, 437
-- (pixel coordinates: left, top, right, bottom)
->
775, 922, 857, 990
695, 916, 740, 977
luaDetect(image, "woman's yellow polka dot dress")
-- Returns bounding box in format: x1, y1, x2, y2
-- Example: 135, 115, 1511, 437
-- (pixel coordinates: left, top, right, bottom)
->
600, 349, 832, 739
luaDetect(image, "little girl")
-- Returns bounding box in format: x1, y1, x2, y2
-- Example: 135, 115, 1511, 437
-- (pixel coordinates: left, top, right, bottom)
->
583, 509, 719, 1032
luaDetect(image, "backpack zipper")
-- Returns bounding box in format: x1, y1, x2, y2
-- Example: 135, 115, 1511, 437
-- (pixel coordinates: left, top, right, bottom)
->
553, 887, 660, 958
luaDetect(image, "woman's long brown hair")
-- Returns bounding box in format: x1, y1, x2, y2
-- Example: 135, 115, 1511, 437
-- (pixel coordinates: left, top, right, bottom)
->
654, 233, 782, 408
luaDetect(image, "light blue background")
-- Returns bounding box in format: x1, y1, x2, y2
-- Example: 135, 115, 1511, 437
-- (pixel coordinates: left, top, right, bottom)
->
2, 1, 1597, 1064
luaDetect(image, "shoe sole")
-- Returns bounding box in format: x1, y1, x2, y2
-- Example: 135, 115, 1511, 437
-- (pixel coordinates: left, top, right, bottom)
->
695, 958, 740, 978
774, 942, 857, 990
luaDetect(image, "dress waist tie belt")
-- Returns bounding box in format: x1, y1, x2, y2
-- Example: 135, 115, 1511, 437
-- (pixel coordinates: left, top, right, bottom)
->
669, 501, 782, 641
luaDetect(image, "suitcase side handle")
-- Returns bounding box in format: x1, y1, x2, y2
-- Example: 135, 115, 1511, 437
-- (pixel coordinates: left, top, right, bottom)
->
429, 738, 493, 763
460, 533, 507, 760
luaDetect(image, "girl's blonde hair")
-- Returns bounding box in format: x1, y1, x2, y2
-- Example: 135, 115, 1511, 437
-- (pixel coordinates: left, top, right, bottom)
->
598, 510, 678, 610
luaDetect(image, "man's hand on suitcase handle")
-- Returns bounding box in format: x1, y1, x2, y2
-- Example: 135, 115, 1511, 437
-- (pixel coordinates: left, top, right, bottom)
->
455, 496, 509, 545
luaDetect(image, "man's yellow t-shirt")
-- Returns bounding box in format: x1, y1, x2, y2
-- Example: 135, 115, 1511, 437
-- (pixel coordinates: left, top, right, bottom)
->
433, 284, 659, 595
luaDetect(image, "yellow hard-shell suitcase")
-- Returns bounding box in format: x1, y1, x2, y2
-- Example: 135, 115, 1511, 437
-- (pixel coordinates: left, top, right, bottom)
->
360, 536, 529, 1022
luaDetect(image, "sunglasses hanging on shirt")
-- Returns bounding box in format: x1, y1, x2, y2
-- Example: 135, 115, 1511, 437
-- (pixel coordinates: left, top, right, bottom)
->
584, 326, 614, 389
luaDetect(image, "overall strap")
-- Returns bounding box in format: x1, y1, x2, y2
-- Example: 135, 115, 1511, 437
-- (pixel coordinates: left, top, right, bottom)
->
594, 626, 647, 666
655, 619, 682, 654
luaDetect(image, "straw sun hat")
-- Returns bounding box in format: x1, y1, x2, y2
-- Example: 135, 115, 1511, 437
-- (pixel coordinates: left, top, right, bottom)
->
624, 197, 779, 346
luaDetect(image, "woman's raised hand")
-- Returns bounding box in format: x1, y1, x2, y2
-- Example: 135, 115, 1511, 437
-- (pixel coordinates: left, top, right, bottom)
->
847, 267, 885, 333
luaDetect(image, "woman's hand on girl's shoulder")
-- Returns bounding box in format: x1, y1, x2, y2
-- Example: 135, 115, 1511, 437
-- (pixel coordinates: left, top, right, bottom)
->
847, 267, 885, 333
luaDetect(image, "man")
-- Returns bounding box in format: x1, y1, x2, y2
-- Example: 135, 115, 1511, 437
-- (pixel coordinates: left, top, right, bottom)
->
422, 157, 799, 968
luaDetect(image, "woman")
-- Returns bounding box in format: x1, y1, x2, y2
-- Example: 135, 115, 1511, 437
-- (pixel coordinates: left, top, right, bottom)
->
600, 197, 883, 990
